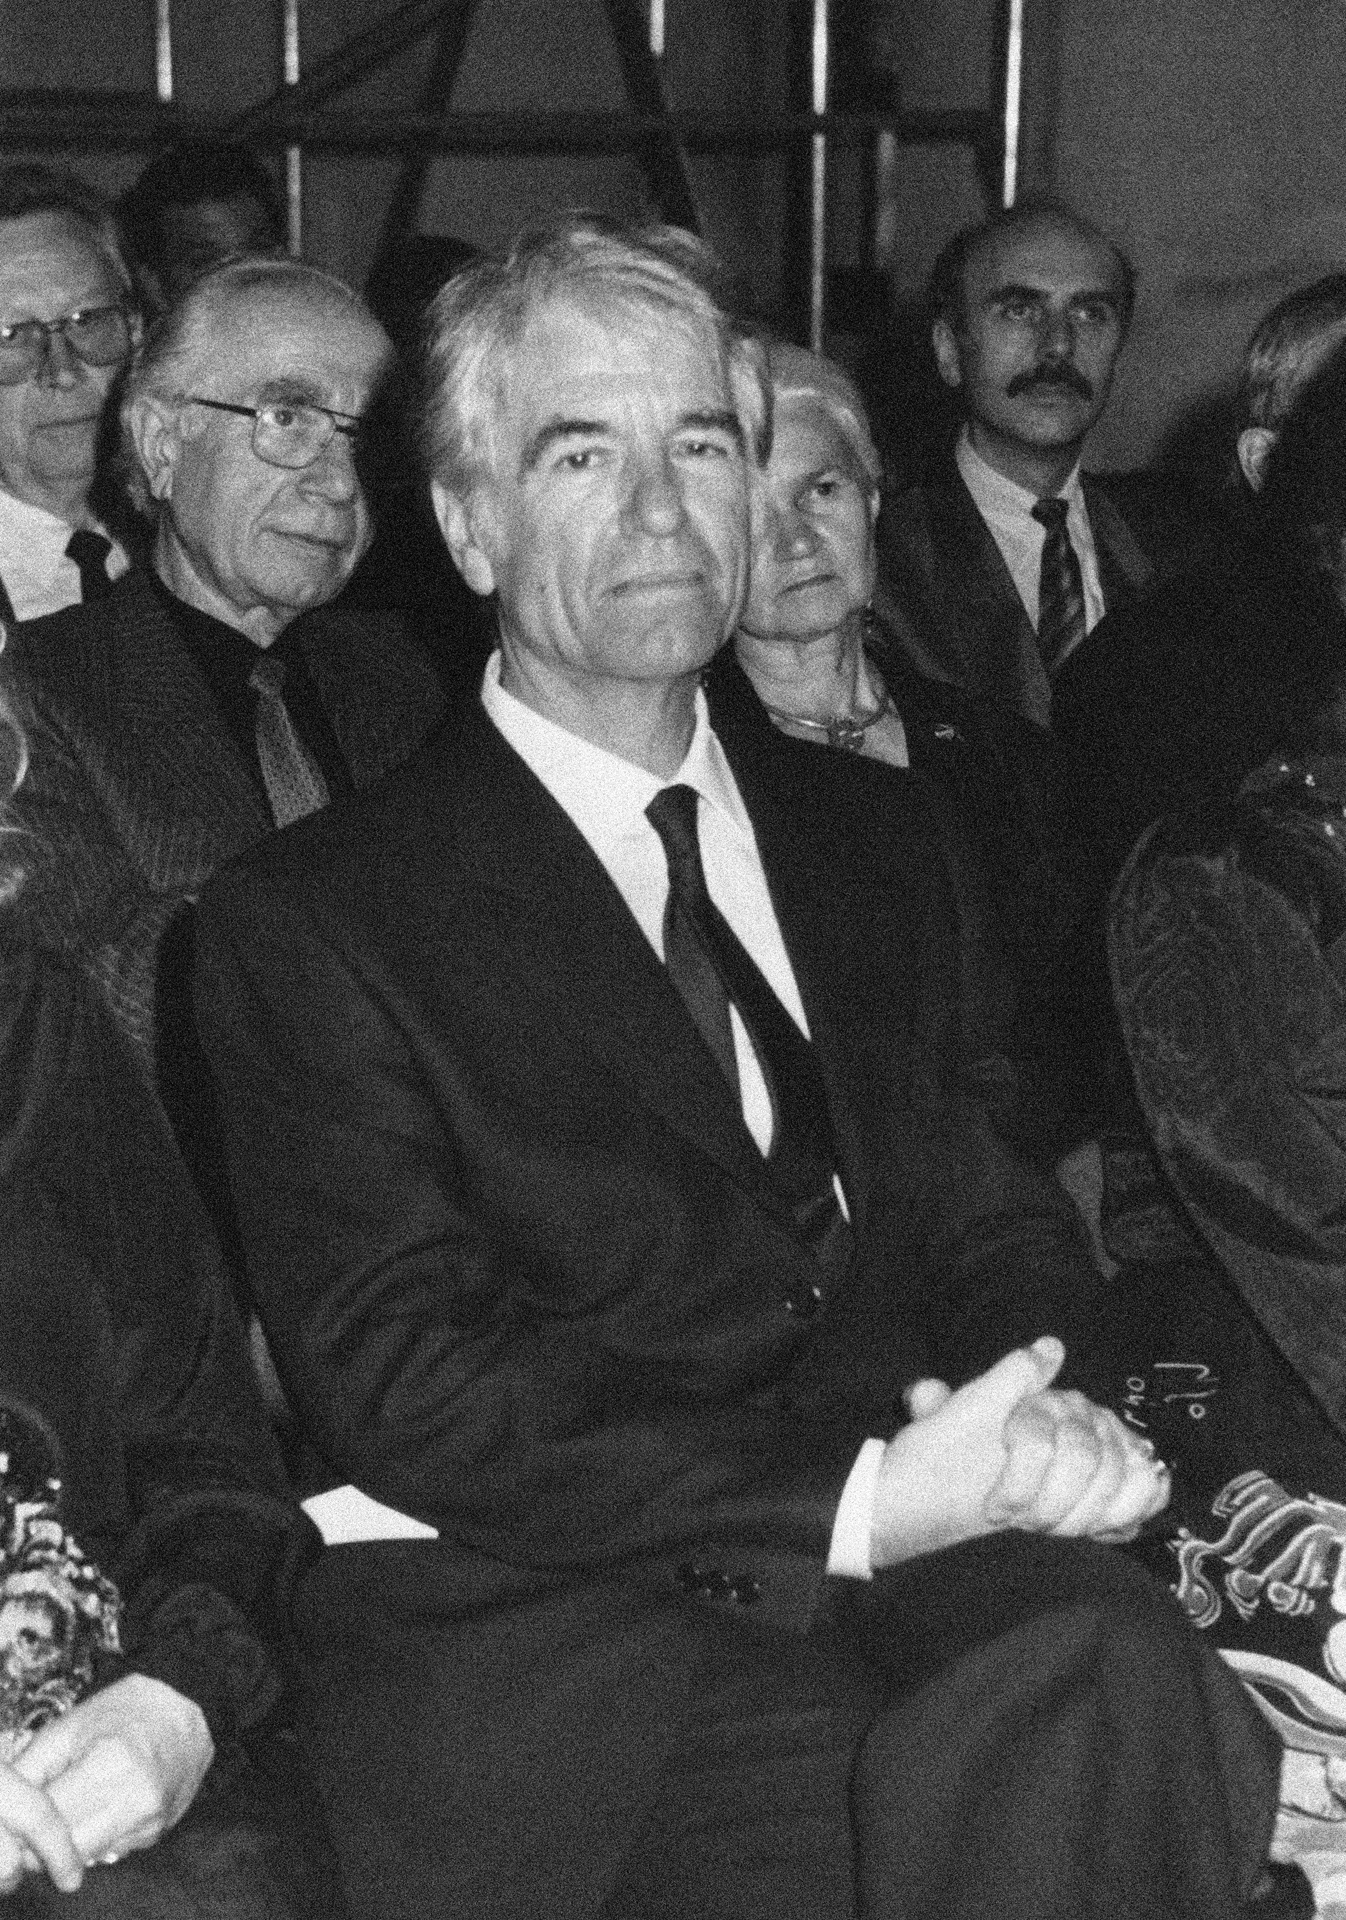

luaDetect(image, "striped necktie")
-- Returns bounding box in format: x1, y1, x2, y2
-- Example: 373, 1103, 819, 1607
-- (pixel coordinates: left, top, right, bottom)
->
1031, 495, 1086, 674
248, 653, 329, 828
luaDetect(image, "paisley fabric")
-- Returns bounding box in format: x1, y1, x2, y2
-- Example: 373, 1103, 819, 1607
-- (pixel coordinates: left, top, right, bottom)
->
1111, 754, 1346, 1438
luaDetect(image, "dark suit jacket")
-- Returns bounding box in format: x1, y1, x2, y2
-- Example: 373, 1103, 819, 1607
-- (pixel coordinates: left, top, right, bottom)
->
876, 458, 1172, 729
192, 666, 1105, 1915
0, 566, 445, 1075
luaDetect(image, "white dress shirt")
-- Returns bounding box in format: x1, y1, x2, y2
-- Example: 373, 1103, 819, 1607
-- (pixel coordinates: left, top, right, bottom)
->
955, 429, 1105, 664
0, 487, 129, 635
481, 653, 882, 1578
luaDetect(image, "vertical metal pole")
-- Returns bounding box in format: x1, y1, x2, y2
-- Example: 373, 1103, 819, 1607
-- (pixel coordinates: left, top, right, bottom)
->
808, 0, 828, 352
154, 0, 173, 102
1002, 0, 1025, 207
283, 0, 303, 255
648, 0, 665, 59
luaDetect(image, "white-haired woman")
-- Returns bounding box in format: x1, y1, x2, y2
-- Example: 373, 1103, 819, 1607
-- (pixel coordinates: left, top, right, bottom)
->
0, 682, 340, 1915
728, 340, 1075, 1147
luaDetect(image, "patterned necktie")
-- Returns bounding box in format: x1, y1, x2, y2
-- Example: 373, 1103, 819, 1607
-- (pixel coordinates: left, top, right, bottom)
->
1031, 496, 1086, 674
248, 653, 330, 828
64, 529, 113, 603
645, 783, 849, 1288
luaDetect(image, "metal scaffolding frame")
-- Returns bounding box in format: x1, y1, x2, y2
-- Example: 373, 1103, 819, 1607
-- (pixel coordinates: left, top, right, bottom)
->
0, 0, 1015, 345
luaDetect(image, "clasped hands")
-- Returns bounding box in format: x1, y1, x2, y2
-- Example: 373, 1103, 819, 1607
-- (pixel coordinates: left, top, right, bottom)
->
0, 1674, 213, 1896
871, 1335, 1169, 1570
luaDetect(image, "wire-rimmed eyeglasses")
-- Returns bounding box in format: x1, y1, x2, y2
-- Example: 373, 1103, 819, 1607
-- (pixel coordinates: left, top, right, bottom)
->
0, 305, 132, 384
187, 397, 363, 471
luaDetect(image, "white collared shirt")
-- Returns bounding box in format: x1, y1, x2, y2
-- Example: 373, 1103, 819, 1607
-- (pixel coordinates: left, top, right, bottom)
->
955, 429, 1105, 663
0, 486, 129, 631
479, 652, 880, 1579
482, 652, 813, 1158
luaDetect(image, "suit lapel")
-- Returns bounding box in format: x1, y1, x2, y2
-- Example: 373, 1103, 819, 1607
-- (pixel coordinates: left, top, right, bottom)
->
1085, 477, 1155, 609
98, 575, 272, 886
930, 471, 1051, 724
438, 702, 783, 1217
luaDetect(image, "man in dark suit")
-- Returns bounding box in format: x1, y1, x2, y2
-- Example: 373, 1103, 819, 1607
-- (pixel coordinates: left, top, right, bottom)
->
0, 164, 143, 628
194, 217, 1287, 1920
878, 201, 1175, 729
2, 254, 443, 1100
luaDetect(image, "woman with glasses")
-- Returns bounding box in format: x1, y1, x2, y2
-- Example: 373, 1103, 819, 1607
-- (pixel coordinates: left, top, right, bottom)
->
0, 680, 342, 1915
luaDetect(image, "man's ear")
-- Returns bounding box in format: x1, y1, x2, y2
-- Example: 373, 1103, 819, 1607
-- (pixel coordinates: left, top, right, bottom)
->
1236, 425, 1276, 492
932, 317, 963, 391
128, 394, 182, 504
430, 478, 497, 597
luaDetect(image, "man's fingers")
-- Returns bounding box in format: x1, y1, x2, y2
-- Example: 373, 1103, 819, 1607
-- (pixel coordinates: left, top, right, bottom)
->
0, 1768, 83, 1893
957, 1337, 1066, 1426
903, 1378, 952, 1421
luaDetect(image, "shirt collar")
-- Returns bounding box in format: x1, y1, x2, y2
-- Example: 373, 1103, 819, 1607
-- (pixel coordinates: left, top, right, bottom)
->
955, 425, 1084, 523
480, 649, 754, 852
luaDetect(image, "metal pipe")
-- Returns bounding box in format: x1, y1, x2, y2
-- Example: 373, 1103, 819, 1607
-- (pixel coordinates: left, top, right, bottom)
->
0, 98, 994, 156
1002, 0, 1024, 206
154, 0, 173, 104
649, 0, 665, 60
809, 0, 828, 352
283, 0, 302, 254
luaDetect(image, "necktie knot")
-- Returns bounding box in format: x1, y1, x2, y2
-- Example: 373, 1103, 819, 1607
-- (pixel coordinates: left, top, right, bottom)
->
248, 653, 287, 699
64, 528, 113, 603
1031, 495, 1070, 533
646, 783, 705, 893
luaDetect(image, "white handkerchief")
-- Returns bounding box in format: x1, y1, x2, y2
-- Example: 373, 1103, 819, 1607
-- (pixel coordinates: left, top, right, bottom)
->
302, 1484, 439, 1545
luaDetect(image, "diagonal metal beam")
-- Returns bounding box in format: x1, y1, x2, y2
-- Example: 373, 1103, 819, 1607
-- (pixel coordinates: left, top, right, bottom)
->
231, 0, 453, 138
369, 0, 482, 281
600, 0, 699, 229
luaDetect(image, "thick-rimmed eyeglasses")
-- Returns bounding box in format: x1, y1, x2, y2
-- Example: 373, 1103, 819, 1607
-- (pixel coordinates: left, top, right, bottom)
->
0, 305, 132, 384
187, 397, 363, 471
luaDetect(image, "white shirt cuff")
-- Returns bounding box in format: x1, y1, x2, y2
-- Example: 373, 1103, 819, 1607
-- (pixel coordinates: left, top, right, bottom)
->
825, 1436, 885, 1580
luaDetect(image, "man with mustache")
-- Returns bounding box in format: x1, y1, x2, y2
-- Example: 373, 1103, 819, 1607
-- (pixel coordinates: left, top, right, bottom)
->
2, 255, 443, 1136
878, 201, 1171, 730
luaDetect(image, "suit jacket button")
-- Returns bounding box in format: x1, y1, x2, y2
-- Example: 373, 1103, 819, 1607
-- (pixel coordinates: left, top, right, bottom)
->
675, 1560, 702, 1594
729, 1575, 761, 1606
704, 1570, 731, 1599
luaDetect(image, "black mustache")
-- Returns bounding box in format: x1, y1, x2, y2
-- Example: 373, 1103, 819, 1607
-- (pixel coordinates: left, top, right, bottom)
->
1007, 363, 1094, 400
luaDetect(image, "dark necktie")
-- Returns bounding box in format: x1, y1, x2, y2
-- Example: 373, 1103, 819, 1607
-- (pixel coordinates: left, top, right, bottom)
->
64, 528, 113, 603
1031, 496, 1086, 674
248, 653, 330, 828
645, 783, 849, 1287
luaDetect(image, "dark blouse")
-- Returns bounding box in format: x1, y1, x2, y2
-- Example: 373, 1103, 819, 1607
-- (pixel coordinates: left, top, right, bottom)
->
0, 942, 316, 1745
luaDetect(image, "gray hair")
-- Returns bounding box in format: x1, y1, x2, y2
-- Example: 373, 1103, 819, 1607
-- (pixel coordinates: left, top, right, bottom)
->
0, 162, 133, 303
419, 212, 768, 497
119, 254, 381, 515
766, 339, 883, 492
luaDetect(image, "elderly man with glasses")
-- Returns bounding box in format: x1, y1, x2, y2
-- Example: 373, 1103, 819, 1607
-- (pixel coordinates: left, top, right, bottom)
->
1, 255, 443, 1146
0, 165, 141, 629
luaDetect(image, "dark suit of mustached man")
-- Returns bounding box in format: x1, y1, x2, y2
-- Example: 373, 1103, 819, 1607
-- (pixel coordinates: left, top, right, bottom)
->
195, 218, 1283, 1920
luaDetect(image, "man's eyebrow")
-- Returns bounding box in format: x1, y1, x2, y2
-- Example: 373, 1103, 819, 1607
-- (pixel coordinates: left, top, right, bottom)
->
520, 417, 608, 475
677, 409, 744, 447
255, 376, 330, 407
985, 281, 1119, 308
